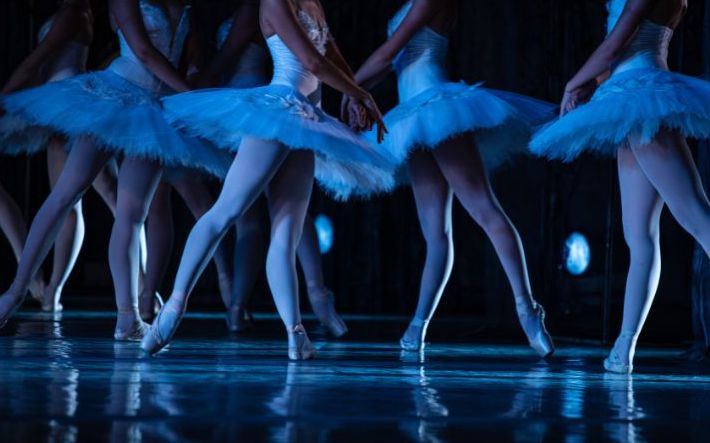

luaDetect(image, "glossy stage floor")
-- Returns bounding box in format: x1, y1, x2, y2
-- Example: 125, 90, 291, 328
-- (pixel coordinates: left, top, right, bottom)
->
0, 311, 708, 443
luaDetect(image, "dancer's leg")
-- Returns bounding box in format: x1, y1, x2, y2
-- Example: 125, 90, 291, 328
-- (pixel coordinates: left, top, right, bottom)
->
265, 150, 316, 359
0, 137, 109, 321
0, 182, 45, 300
167, 139, 288, 306
630, 130, 710, 256
109, 157, 162, 339
0, 184, 31, 263
604, 129, 710, 370
400, 150, 453, 350
44, 139, 85, 312
606, 146, 664, 373
433, 133, 553, 356
229, 198, 268, 331
298, 215, 327, 299
89, 157, 149, 288
265, 151, 314, 330
298, 213, 348, 337
140, 180, 173, 321
91, 157, 119, 215
171, 173, 234, 308
141, 138, 289, 353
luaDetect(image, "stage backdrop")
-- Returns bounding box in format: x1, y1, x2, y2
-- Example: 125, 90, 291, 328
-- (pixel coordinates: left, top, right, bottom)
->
0, 0, 707, 344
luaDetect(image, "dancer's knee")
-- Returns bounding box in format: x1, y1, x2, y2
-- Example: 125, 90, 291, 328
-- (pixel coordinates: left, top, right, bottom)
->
623, 228, 658, 262
466, 194, 508, 234
69, 200, 83, 219
50, 188, 83, 214
421, 223, 452, 251
270, 218, 303, 254
116, 201, 149, 228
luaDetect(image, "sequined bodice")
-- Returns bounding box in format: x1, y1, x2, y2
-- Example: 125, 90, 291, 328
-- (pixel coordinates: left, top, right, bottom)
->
38, 16, 89, 82
266, 9, 328, 99
108, 1, 190, 91
217, 17, 269, 87
607, 0, 674, 73
389, 1, 450, 101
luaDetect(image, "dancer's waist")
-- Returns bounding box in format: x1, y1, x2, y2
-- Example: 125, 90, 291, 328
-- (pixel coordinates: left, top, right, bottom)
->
270, 72, 319, 100
397, 62, 449, 101
107, 57, 171, 94
612, 51, 668, 75
47, 67, 83, 83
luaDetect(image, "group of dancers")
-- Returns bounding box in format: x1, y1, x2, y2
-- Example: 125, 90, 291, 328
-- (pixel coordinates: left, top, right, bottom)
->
0, 0, 708, 374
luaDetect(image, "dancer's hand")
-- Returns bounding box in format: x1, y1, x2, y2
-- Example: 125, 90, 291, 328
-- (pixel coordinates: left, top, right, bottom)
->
560, 81, 596, 116
360, 93, 388, 143
559, 91, 576, 116
340, 95, 372, 133
346, 98, 369, 131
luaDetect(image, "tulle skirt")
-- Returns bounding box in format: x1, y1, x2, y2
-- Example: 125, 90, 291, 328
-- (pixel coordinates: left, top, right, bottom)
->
373, 82, 555, 171
0, 68, 81, 156
0, 112, 51, 155
162, 84, 395, 200
0, 70, 231, 177
530, 68, 710, 161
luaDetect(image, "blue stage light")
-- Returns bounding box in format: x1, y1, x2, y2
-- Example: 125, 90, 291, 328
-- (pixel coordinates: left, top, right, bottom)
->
564, 232, 590, 275
314, 214, 334, 254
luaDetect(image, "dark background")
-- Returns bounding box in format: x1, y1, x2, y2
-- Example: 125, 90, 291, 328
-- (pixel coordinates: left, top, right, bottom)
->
0, 0, 708, 344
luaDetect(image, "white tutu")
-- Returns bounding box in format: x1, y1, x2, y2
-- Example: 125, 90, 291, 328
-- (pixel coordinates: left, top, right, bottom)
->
531, 1, 710, 161
162, 84, 395, 200
0, 111, 52, 155
380, 0, 555, 186
0, 70, 231, 178
530, 68, 710, 161
374, 82, 555, 170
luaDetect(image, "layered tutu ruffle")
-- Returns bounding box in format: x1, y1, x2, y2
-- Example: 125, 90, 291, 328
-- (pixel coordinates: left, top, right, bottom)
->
162, 84, 395, 200
372, 82, 555, 171
530, 68, 710, 161
0, 111, 51, 155
0, 70, 231, 177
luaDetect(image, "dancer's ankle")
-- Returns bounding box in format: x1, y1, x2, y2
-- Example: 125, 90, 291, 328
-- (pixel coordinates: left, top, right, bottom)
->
617, 330, 638, 341
117, 306, 140, 318
410, 317, 429, 328
44, 282, 62, 300
515, 296, 536, 313
166, 293, 188, 311
287, 323, 305, 333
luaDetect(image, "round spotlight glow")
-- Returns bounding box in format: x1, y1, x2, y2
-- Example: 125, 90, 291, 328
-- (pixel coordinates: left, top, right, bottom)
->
314, 214, 334, 255
564, 232, 591, 276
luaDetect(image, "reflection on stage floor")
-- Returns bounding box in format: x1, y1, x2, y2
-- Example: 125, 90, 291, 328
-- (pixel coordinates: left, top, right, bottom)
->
0, 311, 708, 442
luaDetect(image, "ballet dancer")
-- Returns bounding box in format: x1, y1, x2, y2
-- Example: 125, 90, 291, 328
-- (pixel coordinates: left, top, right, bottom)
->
202, 0, 348, 337
0, 0, 120, 312
142, 0, 393, 360
343, 0, 555, 356
137, 0, 266, 324
530, 0, 710, 373
0, 0, 229, 340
